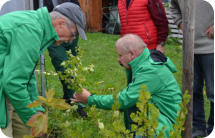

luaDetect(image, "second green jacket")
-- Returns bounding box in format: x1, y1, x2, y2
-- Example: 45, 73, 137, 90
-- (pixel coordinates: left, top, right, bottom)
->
88, 48, 182, 137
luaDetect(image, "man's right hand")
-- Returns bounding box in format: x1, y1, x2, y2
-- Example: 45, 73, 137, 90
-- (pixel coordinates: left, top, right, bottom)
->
72, 88, 91, 104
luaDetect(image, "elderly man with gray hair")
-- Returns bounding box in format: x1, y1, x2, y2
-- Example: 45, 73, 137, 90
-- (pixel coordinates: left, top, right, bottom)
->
0, 2, 86, 137
73, 34, 182, 137
44, 0, 88, 118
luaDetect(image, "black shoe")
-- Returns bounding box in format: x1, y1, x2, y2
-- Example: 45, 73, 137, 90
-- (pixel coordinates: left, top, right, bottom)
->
192, 128, 207, 138
76, 106, 88, 118
65, 99, 88, 118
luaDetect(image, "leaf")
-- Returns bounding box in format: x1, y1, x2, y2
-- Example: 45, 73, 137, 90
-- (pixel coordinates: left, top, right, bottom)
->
23, 135, 34, 138
113, 111, 119, 118
37, 96, 47, 103
46, 89, 55, 102
53, 99, 73, 110
27, 102, 42, 108
27, 112, 48, 136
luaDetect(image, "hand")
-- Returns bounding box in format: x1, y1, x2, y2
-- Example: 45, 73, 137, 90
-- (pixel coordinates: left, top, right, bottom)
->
205, 25, 214, 38
179, 23, 183, 32
156, 44, 165, 54
72, 88, 91, 104
27, 112, 44, 137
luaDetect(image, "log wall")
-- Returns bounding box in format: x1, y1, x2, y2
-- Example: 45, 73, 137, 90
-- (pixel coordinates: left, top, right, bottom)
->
79, 0, 102, 32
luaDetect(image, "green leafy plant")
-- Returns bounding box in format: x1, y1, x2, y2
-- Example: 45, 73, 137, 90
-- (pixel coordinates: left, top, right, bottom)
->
170, 90, 191, 138
26, 43, 190, 137
25, 89, 76, 137
59, 48, 94, 93
130, 85, 165, 138
93, 88, 132, 138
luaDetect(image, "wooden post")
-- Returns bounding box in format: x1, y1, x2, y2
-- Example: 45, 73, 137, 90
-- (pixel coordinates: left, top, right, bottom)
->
182, 0, 195, 137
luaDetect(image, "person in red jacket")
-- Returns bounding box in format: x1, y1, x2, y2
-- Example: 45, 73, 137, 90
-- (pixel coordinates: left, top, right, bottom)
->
118, 0, 169, 53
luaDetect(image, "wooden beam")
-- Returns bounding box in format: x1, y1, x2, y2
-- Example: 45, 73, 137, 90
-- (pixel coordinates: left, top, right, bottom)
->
182, 0, 195, 137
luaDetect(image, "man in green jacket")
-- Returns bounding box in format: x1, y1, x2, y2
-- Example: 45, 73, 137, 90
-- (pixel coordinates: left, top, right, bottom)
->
0, 2, 86, 137
73, 34, 182, 137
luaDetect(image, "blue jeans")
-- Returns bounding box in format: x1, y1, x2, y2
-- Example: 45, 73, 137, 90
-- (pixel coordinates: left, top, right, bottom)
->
193, 54, 214, 134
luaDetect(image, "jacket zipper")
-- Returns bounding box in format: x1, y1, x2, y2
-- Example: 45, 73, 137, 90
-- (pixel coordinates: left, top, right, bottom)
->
126, 0, 134, 28
144, 24, 151, 43
126, 11, 128, 25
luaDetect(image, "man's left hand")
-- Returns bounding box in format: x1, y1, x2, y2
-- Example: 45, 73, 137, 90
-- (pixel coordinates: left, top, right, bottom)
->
205, 25, 214, 38
156, 44, 165, 54
27, 112, 45, 137
72, 88, 91, 104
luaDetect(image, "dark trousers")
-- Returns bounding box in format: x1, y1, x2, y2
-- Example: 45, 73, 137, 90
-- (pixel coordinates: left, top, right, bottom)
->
48, 38, 78, 99
193, 53, 214, 134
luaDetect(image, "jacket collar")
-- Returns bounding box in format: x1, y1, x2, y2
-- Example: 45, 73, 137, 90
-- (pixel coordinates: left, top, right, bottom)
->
128, 48, 177, 74
128, 48, 150, 74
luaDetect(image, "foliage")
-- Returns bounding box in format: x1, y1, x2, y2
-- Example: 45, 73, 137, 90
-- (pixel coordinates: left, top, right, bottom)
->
94, 89, 132, 138
59, 47, 94, 93
130, 85, 165, 138
170, 90, 191, 138
25, 89, 76, 137
32, 33, 200, 137
25, 86, 191, 138
130, 85, 190, 138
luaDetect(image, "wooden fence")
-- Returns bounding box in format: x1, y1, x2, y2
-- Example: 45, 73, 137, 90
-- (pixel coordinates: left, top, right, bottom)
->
166, 9, 183, 43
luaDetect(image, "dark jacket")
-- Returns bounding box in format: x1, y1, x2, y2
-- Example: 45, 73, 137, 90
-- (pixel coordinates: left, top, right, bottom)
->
43, 0, 80, 12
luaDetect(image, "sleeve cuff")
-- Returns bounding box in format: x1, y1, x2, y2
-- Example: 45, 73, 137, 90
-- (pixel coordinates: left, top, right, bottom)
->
35, 106, 45, 112
87, 94, 95, 106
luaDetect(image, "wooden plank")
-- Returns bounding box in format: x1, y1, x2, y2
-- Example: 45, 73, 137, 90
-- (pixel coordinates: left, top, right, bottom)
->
171, 29, 182, 33
168, 24, 178, 29
166, 8, 183, 43
166, 14, 173, 19
165, 10, 172, 14
168, 19, 175, 24
169, 34, 183, 39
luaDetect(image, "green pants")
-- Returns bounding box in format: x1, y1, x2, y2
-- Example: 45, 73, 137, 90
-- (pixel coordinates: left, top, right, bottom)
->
48, 38, 78, 99
2, 99, 31, 138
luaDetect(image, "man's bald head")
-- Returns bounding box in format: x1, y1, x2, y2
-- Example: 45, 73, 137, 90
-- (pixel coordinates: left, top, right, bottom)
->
115, 34, 147, 69
115, 34, 147, 55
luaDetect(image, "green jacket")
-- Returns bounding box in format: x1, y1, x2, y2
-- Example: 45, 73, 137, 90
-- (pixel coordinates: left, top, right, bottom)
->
88, 48, 182, 137
0, 7, 59, 128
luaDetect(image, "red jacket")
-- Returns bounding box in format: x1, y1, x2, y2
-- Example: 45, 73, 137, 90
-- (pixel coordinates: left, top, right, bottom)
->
118, 0, 169, 49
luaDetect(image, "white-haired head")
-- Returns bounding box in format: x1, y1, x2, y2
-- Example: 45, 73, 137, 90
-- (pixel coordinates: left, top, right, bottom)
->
115, 34, 147, 69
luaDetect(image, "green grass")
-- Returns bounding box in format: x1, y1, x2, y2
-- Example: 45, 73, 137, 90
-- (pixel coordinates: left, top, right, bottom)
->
36, 32, 210, 137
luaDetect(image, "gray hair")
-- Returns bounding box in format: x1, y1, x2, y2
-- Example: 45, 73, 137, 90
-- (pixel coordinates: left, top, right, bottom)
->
116, 34, 147, 54
50, 11, 75, 27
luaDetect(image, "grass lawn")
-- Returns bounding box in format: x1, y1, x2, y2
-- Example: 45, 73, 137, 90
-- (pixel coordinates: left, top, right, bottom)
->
36, 32, 210, 137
